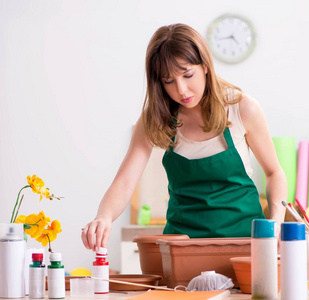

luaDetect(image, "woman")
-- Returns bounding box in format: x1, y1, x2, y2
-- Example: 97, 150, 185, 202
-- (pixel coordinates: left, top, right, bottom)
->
81, 23, 286, 251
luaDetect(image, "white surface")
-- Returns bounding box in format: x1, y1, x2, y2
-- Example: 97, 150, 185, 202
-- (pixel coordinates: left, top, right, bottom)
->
120, 241, 141, 274
280, 239, 307, 300
1, 0, 309, 273
0, 240, 26, 298
29, 266, 45, 299
47, 268, 65, 299
251, 238, 278, 299
92, 265, 109, 294
25, 247, 45, 295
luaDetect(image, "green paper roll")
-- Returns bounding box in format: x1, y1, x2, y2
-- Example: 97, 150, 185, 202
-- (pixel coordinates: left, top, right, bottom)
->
263, 137, 297, 204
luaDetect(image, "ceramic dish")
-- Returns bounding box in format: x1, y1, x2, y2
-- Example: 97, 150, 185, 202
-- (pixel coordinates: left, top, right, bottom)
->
109, 274, 162, 291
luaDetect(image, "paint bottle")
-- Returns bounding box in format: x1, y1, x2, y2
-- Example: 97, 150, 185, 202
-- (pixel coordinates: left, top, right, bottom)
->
47, 252, 65, 299
29, 253, 45, 299
92, 247, 109, 294
0, 223, 25, 298
280, 222, 307, 300
251, 219, 278, 299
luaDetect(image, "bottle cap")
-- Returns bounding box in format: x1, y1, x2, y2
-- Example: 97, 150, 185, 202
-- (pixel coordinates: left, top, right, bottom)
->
50, 252, 62, 261
281, 222, 306, 241
96, 247, 108, 256
251, 219, 276, 238
32, 253, 43, 261
0, 223, 24, 241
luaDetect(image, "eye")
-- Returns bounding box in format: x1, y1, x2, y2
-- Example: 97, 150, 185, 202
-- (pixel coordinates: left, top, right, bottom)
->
184, 73, 194, 79
163, 79, 174, 85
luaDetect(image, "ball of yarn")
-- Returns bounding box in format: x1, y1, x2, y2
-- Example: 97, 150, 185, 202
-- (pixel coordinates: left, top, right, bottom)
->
186, 271, 233, 291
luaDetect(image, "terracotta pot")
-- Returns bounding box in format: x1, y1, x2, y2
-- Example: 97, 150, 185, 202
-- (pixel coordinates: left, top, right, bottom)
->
230, 256, 280, 294
132, 234, 189, 285
157, 237, 251, 288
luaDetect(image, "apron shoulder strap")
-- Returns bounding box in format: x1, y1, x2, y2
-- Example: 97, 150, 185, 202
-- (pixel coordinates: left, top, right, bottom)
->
223, 127, 235, 149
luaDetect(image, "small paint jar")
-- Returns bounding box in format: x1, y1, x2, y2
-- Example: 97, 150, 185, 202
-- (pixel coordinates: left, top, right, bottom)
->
92, 247, 109, 294
47, 252, 65, 299
29, 253, 45, 299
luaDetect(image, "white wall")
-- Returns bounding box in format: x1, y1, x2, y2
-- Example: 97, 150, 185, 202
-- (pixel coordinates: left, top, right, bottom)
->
1, 0, 309, 272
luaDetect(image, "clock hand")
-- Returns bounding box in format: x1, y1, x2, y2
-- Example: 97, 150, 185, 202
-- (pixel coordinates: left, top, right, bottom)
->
217, 35, 233, 41
231, 35, 239, 45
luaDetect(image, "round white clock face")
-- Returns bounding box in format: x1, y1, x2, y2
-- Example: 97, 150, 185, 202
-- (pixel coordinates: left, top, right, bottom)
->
207, 14, 256, 64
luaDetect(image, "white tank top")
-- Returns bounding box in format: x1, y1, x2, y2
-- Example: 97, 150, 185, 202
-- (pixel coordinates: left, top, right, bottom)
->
174, 102, 253, 177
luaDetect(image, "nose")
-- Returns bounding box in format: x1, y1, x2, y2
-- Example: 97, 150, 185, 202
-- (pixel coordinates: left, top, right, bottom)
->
176, 79, 187, 96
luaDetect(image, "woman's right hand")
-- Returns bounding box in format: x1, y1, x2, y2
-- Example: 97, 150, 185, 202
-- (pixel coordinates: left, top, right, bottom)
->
81, 217, 112, 252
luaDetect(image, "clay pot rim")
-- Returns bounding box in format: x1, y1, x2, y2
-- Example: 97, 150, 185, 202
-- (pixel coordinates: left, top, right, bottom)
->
230, 256, 280, 265
132, 234, 189, 243
156, 237, 251, 246
230, 257, 251, 264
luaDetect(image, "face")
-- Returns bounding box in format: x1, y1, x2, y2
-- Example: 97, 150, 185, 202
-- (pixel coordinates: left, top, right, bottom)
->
161, 59, 207, 109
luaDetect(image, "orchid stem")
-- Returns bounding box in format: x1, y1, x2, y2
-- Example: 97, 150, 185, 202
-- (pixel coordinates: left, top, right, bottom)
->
13, 194, 24, 223
10, 185, 30, 223
47, 234, 52, 252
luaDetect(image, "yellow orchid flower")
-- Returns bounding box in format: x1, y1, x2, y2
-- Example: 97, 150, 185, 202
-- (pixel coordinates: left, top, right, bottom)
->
26, 175, 45, 195
47, 220, 62, 241
39, 187, 50, 202
36, 220, 62, 247
11, 175, 63, 252
15, 215, 27, 224
15, 211, 51, 239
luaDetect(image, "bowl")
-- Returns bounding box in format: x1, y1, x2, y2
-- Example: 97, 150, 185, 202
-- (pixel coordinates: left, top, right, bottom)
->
230, 256, 280, 294
132, 234, 189, 285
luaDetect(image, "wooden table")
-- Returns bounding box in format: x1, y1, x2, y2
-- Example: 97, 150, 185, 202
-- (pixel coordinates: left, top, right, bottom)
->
0, 290, 253, 299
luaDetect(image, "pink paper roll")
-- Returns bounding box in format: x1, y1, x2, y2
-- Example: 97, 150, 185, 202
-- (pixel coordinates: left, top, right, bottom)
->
295, 141, 309, 208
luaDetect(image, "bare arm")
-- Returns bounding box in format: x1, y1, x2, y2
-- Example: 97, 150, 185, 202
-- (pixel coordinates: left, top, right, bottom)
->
81, 116, 153, 251
239, 94, 286, 228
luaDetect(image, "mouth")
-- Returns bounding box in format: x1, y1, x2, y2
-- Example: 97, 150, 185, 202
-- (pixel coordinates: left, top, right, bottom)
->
181, 96, 193, 104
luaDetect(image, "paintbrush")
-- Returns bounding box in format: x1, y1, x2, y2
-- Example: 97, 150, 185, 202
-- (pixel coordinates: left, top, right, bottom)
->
282, 201, 302, 222
282, 201, 309, 230
88, 276, 175, 291
288, 203, 303, 222
295, 198, 309, 223
288, 203, 309, 228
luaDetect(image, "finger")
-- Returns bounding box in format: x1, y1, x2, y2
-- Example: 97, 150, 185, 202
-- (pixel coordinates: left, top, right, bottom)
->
95, 222, 105, 252
86, 223, 97, 251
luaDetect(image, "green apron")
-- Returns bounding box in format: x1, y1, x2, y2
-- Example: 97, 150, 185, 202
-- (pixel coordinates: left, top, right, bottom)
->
163, 127, 265, 238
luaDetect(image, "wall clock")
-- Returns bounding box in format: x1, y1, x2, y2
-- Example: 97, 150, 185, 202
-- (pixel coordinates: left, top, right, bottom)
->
206, 14, 256, 64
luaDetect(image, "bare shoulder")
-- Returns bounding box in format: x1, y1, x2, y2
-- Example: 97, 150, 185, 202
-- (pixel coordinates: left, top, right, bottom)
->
238, 93, 266, 133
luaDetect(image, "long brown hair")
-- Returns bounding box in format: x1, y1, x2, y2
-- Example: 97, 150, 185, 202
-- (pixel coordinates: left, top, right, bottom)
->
142, 23, 241, 150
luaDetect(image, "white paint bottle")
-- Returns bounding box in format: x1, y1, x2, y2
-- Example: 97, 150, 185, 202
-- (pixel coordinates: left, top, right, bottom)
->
0, 223, 25, 298
29, 253, 45, 299
47, 252, 65, 299
92, 247, 109, 294
280, 222, 307, 300
251, 219, 278, 299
